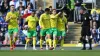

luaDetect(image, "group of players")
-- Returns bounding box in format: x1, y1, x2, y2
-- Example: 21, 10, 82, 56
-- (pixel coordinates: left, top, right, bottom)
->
6, 5, 68, 51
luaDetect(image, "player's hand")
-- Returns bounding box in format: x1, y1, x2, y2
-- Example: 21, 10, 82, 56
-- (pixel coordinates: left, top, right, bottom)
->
58, 12, 62, 15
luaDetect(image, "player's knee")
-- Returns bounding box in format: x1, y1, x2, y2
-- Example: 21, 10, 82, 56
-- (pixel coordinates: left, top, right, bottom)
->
61, 37, 64, 40
40, 36, 43, 40
10, 37, 13, 40
47, 34, 51, 39
13, 33, 18, 37
53, 36, 57, 40
33, 37, 36, 40
27, 39, 30, 42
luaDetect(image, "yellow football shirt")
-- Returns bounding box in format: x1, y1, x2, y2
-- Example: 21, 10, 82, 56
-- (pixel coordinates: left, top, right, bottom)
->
50, 14, 59, 28
57, 16, 67, 31
6, 11, 19, 29
26, 15, 38, 31
39, 13, 51, 29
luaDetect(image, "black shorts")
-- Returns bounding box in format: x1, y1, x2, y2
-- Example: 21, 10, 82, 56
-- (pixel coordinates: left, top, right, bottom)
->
81, 26, 91, 36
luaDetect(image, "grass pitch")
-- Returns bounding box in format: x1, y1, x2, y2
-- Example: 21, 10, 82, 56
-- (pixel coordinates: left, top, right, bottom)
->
0, 50, 100, 56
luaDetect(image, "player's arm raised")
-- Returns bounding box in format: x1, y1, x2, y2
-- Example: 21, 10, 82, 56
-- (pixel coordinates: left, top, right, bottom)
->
57, 12, 62, 16
54, 12, 61, 18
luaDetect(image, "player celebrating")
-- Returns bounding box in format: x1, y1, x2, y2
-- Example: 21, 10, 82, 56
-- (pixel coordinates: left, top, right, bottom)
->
6, 5, 19, 51
24, 11, 38, 50
57, 12, 68, 50
39, 8, 52, 50
50, 9, 61, 50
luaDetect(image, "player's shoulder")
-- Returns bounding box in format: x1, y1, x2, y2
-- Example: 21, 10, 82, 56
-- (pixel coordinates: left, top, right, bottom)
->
41, 13, 45, 16
14, 11, 19, 14
27, 15, 32, 18
7, 12, 11, 14
42, 13, 49, 16
50, 14, 54, 16
34, 16, 38, 18
40, 13, 45, 18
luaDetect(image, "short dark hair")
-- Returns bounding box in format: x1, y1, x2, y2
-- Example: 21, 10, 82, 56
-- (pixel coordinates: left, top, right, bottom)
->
49, 6, 52, 8
28, 3, 31, 6
52, 9, 56, 11
52, 9, 56, 12
10, 5, 14, 7
19, 2, 22, 5
45, 8, 50, 12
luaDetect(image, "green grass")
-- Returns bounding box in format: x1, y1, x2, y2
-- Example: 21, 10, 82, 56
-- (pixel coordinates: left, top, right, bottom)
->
0, 50, 100, 56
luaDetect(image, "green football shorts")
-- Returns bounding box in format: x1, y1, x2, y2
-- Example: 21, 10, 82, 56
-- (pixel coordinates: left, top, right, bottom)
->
27, 30, 37, 38
51, 28, 57, 36
8, 28, 18, 35
40, 28, 51, 36
57, 30, 66, 37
